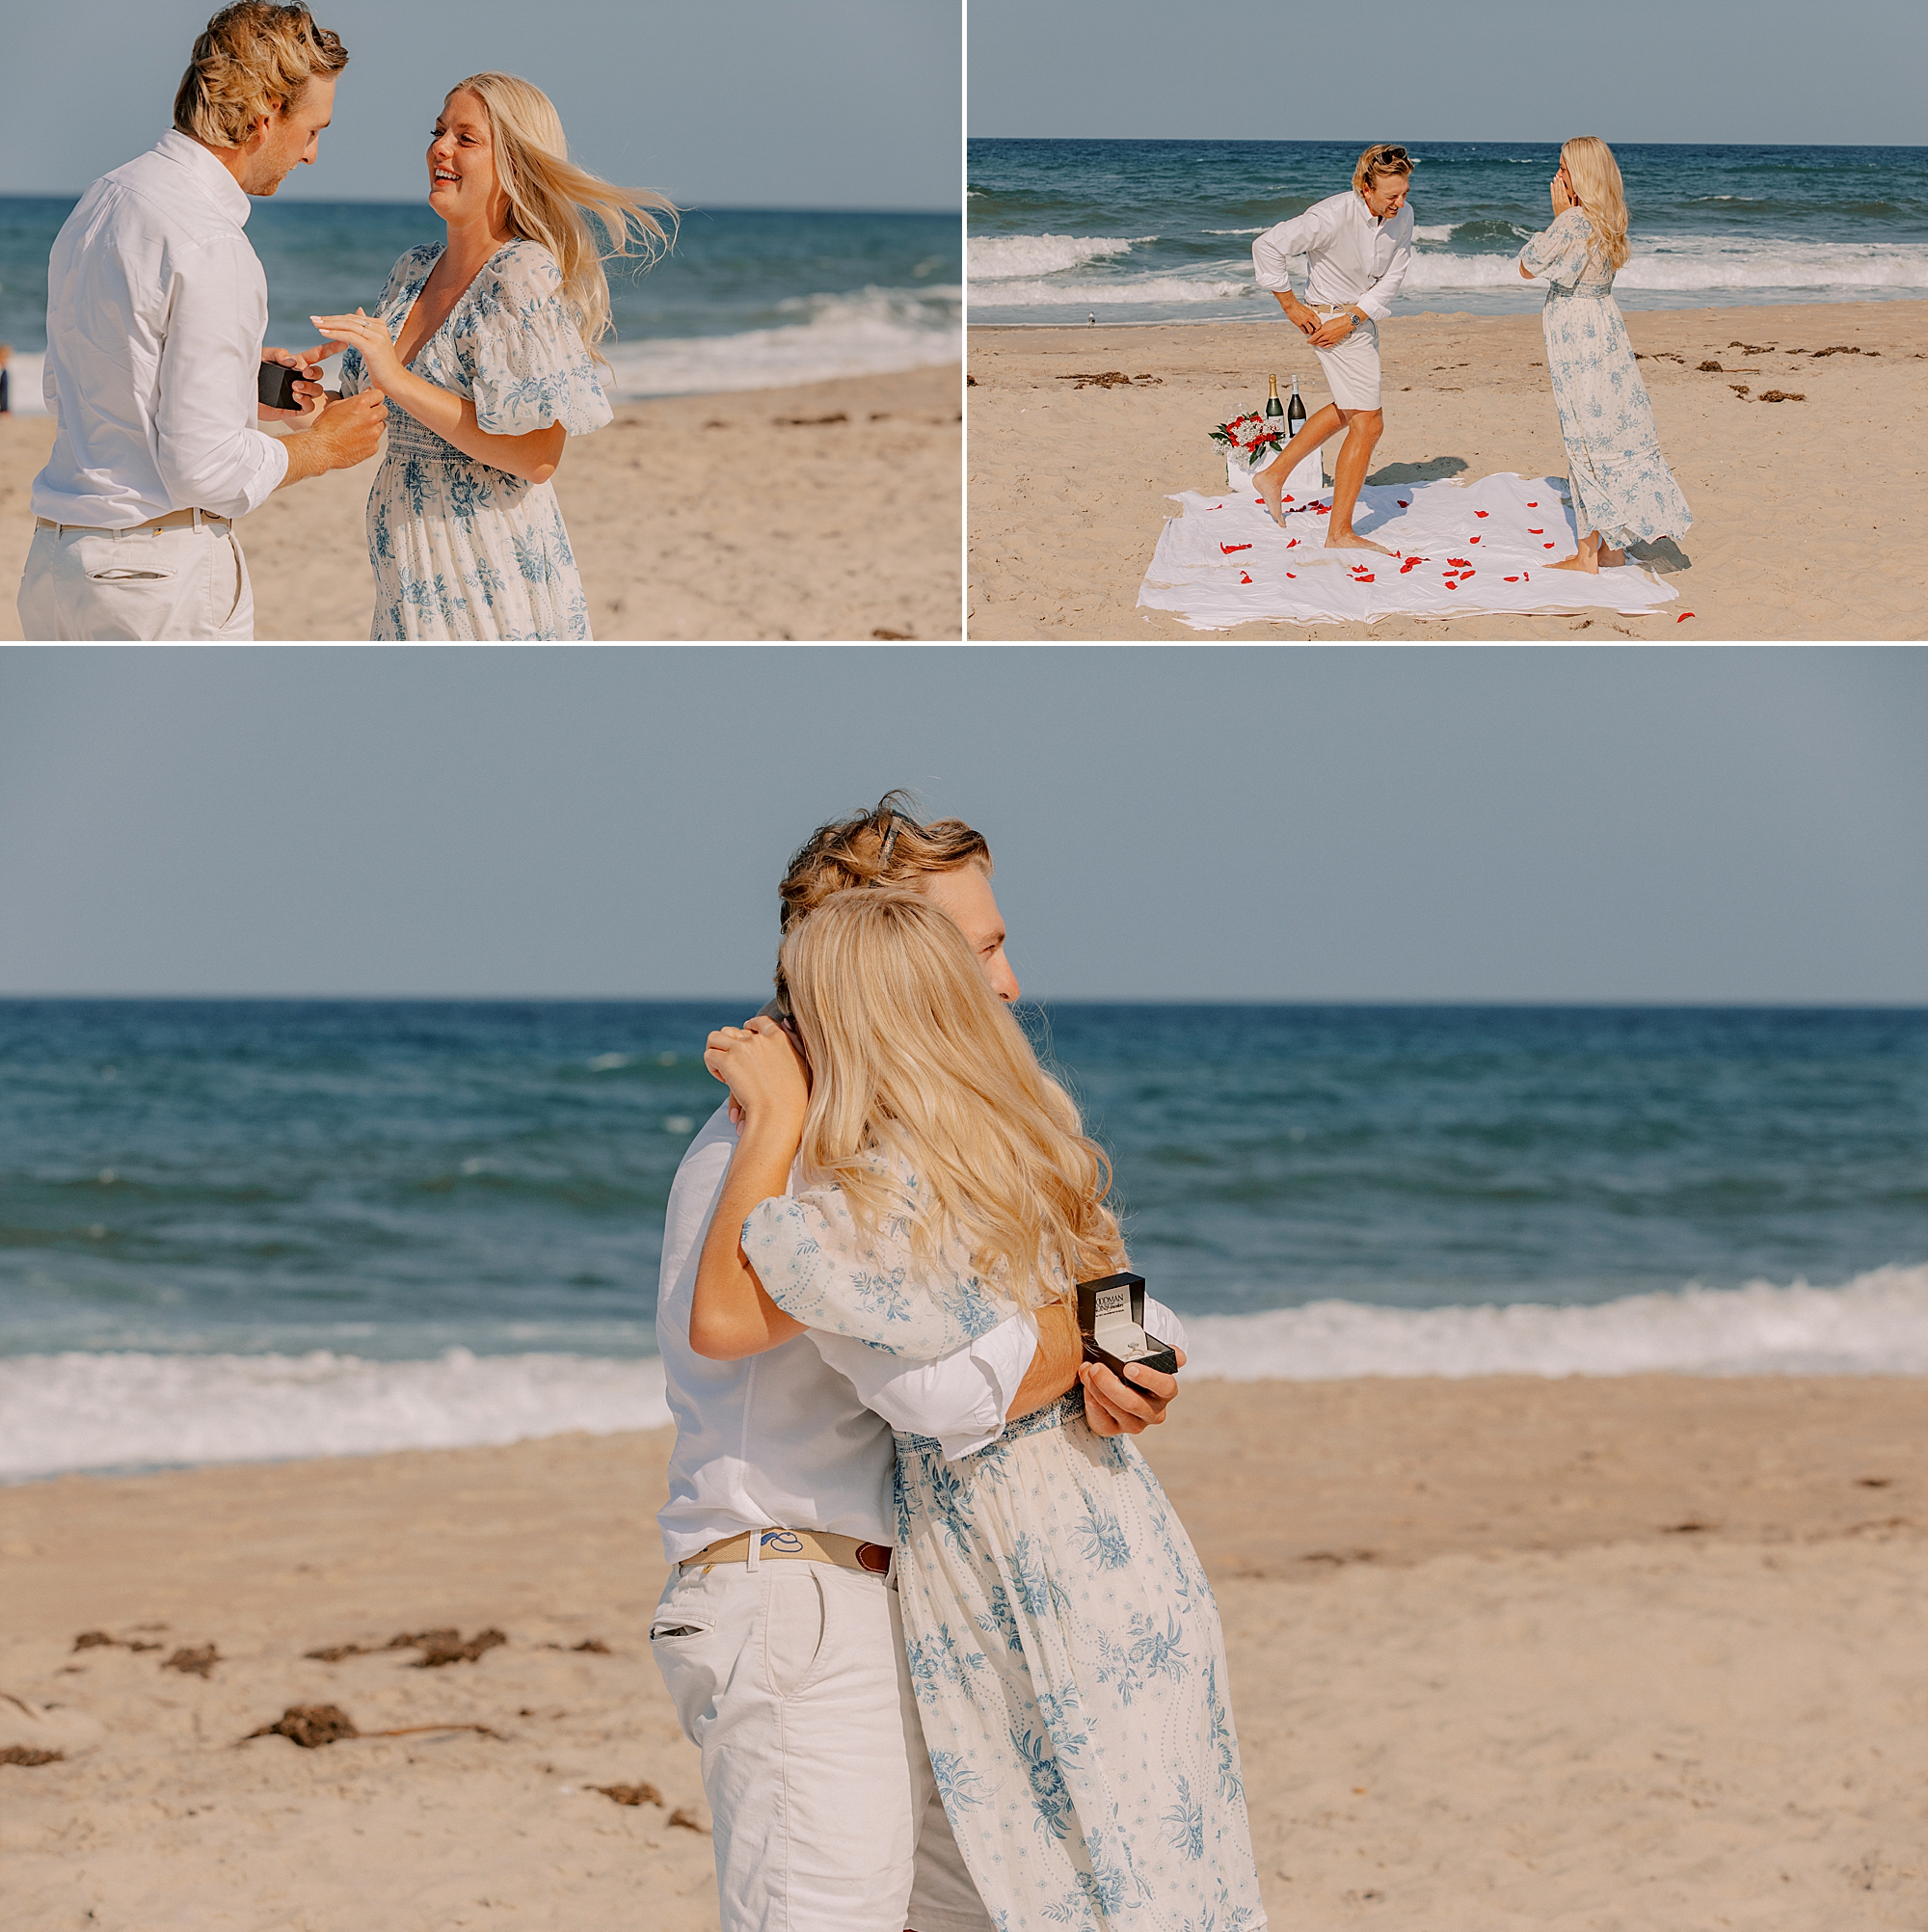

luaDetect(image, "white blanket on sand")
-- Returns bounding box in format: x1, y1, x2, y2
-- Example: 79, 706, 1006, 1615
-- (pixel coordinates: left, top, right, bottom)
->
1138, 471, 1681, 630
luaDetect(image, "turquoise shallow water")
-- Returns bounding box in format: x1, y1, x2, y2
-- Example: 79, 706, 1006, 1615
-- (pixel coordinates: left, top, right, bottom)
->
968, 139, 1928, 323
4, 1000, 1924, 1475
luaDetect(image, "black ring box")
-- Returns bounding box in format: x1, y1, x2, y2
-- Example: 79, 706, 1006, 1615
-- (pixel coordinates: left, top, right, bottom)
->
1075, 1271, 1179, 1379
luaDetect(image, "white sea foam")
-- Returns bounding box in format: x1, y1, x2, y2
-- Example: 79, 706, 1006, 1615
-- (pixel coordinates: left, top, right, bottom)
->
601, 286, 959, 398
6, 351, 47, 416
973, 274, 1260, 309
1180, 1265, 1928, 1382
1410, 224, 1457, 243
0, 1348, 670, 1481
7, 1268, 1924, 1481
967, 234, 1155, 281
1202, 228, 1266, 236
1399, 237, 1928, 293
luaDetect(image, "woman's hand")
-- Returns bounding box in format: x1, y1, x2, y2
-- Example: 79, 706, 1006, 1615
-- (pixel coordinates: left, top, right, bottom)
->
310, 309, 408, 392
1551, 169, 1577, 216
704, 1014, 808, 1138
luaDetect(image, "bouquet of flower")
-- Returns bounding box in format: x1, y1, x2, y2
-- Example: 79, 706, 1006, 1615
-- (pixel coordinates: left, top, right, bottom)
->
1208, 410, 1289, 472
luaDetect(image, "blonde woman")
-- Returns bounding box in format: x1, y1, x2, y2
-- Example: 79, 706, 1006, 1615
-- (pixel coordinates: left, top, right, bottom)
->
691, 891, 1264, 1932
1518, 137, 1691, 573
313, 74, 673, 637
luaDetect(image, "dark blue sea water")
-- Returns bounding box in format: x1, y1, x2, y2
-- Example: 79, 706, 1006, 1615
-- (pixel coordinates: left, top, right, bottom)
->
0, 197, 960, 409
5, 1001, 1925, 1476
968, 140, 1928, 323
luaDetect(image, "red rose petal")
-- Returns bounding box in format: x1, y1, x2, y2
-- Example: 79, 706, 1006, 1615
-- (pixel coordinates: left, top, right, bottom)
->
1677, 612, 1694, 622
1398, 498, 1409, 507
1239, 572, 1252, 583
1528, 528, 1544, 534
1544, 543, 1556, 549
1283, 494, 1295, 502
1286, 572, 1296, 578
1527, 501, 1538, 507
1469, 536, 1481, 544
1474, 510, 1488, 518
1505, 576, 1519, 582
1220, 544, 1251, 553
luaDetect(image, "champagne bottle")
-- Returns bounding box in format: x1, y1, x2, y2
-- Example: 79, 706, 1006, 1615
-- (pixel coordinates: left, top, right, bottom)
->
1266, 374, 1285, 427
1287, 373, 1307, 438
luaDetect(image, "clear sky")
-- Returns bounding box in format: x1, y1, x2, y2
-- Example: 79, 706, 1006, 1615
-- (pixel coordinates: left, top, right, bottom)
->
968, 0, 1928, 147
1, 647, 1923, 1006
0, 0, 960, 210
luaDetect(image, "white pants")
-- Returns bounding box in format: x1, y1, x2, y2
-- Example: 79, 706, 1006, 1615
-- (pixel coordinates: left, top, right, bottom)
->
16, 521, 254, 640
651, 1556, 992, 1932
1311, 309, 1383, 411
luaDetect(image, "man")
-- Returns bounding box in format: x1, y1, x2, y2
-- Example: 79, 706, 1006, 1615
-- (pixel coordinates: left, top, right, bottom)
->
651, 795, 1190, 1932
18, 3, 386, 642
1251, 142, 1416, 551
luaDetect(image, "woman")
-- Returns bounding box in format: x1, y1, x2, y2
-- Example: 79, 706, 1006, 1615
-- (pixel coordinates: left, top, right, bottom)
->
1518, 137, 1691, 573
313, 74, 673, 638
691, 891, 1265, 1932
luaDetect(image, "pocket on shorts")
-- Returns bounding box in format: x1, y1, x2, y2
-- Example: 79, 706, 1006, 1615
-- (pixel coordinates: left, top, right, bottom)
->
85, 562, 175, 582
760, 1565, 829, 1701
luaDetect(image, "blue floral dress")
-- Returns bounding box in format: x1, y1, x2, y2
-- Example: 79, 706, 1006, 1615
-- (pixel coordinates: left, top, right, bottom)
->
743, 1184, 1266, 1932
339, 240, 611, 639
1519, 207, 1692, 548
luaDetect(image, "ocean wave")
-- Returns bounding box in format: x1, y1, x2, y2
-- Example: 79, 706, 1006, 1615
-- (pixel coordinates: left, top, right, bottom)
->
968, 234, 1156, 281
1181, 1264, 1928, 1382
1410, 224, 1456, 243
971, 274, 1261, 309
601, 286, 959, 398
1202, 228, 1266, 236
1407, 237, 1928, 292
0, 1348, 671, 1481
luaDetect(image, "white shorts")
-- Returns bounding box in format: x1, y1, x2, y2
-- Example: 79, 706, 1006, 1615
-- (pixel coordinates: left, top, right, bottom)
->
1311, 309, 1383, 411
651, 1556, 992, 1932
16, 520, 254, 640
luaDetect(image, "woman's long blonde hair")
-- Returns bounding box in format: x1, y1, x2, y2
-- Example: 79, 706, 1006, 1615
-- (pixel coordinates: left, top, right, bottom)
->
1561, 136, 1630, 273
781, 889, 1128, 1309
450, 71, 677, 357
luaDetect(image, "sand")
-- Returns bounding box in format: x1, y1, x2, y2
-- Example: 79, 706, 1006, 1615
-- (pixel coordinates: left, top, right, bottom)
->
1, 364, 962, 642
966, 301, 1928, 640
5, 1374, 1925, 1931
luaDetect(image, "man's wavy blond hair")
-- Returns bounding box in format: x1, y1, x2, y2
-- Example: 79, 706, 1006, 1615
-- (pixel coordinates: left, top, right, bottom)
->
782, 889, 1127, 1310
1561, 136, 1631, 273
1352, 142, 1413, 196
174, 4, 348, 149
446, 72, 676, 359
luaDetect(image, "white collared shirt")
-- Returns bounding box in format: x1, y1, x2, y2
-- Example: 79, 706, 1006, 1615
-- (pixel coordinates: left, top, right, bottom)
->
1252, 189, 1416, 322
32, 131, 290, 527
654, 1103, 1188, 1564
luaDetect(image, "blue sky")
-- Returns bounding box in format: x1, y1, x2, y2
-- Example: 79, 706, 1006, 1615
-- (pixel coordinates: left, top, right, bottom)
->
1, 647, 1923, 1005
0, 0, 960, 210
968, 0, 1927, 146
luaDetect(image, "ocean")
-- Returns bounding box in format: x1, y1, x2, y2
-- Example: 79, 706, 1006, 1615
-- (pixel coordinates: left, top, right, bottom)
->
0, 197, 960, 414
967, 139, 1928, 325
5, 1000, 1925, 1482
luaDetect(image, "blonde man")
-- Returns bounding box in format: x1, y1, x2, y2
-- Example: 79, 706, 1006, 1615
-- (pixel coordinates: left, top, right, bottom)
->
19, 4, 386, 641
652, 794, 1188, 1932
1251, 142, 1416, 551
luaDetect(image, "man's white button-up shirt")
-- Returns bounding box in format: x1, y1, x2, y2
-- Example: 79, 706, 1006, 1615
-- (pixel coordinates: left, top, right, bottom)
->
1252, 189, 1416, 322
655, 1102, 1187, 1565
32, 130, 291, 528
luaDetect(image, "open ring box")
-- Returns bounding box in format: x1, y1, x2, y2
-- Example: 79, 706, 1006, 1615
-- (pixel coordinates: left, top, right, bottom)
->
1075, 1272, 1179, 1380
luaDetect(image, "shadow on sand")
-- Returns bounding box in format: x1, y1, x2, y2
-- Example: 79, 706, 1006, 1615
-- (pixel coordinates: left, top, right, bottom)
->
1366, 456, 1469, 486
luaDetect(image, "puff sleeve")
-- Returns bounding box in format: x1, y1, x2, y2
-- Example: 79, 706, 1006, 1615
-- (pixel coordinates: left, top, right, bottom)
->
1519, 208, 1593, 290
458, 242, 612, 438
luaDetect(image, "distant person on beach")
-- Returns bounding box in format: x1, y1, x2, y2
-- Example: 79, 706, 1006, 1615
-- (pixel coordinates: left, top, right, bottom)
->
651, 795, 1189, 1932
17, 4, 387, 642
1251, 142, 1415, 550
311, 75, 673, 640
1518, 137, 1693, 573
0, 344, 11, 415
692, 885, 1262, 1930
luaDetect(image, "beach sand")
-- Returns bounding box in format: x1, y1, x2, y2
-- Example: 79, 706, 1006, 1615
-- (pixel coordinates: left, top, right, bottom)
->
966, 301, 1928, 639
1, 364, 962, 642
6, 1374, 1924, 1930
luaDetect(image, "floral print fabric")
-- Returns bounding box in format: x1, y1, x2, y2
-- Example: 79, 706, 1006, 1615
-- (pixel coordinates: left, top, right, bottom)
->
743, 1188, 1267, 1932
1519, 208, 1693, 549
339, 241, 611, 639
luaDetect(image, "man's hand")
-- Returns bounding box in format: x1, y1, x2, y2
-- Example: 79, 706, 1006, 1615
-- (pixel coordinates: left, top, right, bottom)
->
1274, 291, 1320, 338
1307, 310, 1356, 349
257, 344, 328, 425
273, 389, 387, 489
1081, 1346, 1185, 1436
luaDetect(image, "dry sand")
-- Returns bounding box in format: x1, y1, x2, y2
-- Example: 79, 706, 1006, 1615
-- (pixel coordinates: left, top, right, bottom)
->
966, 301, 1928, 640
6, 1374, 1925, 1930
1, 364, 962, 642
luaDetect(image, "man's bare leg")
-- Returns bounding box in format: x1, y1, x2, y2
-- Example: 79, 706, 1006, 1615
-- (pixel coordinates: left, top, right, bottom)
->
1253, 401, 1345, 526
1323, 408, 1389, 553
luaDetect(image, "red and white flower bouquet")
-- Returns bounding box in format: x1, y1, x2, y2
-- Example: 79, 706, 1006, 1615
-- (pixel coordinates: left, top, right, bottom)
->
1209, 411, 1288, 474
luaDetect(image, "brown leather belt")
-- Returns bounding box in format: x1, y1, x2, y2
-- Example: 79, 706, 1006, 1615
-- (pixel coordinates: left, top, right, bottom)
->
36, 508, 231, 536
681, 1528, 893, 1576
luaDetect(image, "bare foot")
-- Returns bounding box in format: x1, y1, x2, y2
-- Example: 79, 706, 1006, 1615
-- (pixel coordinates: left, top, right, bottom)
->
1254, 457, 1288, 527
1598, 544, 1625, 566
1325, 529, 1391, 555
1549, 544, 1599, 574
